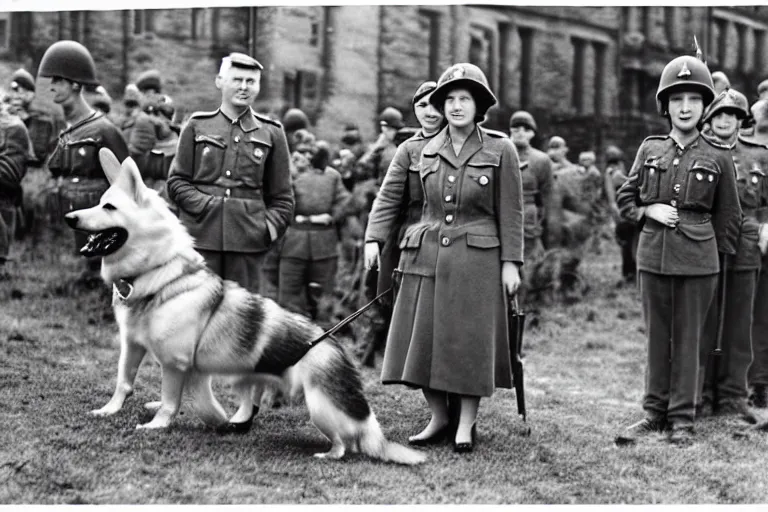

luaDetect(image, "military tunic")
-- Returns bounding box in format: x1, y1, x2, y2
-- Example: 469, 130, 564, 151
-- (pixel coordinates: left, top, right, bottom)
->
617, 133, 742, 427
517, 146, 556, 261
0, 115, 31, 262
166, 107, 294, 292
278, 166, 350, 314
47, 111, 129, 255
381, 126, 524, 397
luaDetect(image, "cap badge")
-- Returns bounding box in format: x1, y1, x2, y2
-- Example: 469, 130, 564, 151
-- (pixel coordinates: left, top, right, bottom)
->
677, 62, 691, 78
451, 66, 466, 79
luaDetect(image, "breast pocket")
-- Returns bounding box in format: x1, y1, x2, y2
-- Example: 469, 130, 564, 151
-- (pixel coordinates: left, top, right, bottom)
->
66, 137, 100, 177
465, 155, 500, 213
241, 137, 272, 185
744, 168, 766, 208
683, 160, 720, 210
194, 134, 227, 178
639, 156, 664, 202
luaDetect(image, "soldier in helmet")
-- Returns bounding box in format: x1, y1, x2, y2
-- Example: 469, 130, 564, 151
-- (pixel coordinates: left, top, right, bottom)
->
615, 54, 742, 445
87, 85, 113, 117
121, 75, 159, 179
281, 108, 310, 152
742, 98, 768, 408
357, 107, 403, 184
381, 63, 523, 453
711, 71, 731, 94
508, 110, 557, 262
38, 40, 129, 287
695, 88, 767, 422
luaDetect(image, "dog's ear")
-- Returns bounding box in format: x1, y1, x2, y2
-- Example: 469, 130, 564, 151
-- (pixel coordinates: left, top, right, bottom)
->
120, 157, 150, 203
99, 148, 122, 185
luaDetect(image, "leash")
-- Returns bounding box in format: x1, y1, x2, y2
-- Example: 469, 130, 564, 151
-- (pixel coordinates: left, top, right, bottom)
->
306, 287, 392, 349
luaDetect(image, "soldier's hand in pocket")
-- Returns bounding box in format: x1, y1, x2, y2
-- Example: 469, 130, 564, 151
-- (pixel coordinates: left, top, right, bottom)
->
644, 203, 678, 228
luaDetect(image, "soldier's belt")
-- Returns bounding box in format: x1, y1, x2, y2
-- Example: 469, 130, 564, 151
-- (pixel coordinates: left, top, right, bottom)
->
61, 177, 110, 190
677, 210, 711, 223
291, 221, 335, 230
195, 184, 262, 199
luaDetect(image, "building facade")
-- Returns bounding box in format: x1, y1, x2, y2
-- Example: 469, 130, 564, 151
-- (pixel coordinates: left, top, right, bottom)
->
2, 6, 767, 164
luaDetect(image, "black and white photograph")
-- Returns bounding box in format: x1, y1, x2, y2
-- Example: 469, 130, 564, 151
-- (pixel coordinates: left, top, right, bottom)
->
2, 1, 768, 504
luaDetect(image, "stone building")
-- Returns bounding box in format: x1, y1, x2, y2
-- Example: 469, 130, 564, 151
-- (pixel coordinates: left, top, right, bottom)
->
1, 6, 767, 163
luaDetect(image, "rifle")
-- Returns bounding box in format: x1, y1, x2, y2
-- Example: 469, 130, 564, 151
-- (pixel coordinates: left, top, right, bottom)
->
507, 295, 527, 422
710, 253, 729, 412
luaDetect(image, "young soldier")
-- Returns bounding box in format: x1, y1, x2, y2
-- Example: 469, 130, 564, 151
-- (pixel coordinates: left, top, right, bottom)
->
509, 111, 558, 260
697, 89, 768, 422
615, 54, 742, 445
37, 40, 129, 287
167, 52, 294, 295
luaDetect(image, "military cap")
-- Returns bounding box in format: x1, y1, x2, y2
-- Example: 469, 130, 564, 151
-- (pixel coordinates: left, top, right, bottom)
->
702, 88, 750, 125
123, 83, 142, 107
379, 106, 404, 129
656, 55, 715, 115
509, 110, 537, 132
227, 52, 263, 71
758, 79, 768, 96
90, 85, 112, 114
135, 69, 161, 93
548, 136, 567, 149
10, 69, 35, 92
605, 145, 624, 162
282, 108, 310, 132
412, 81, 438, 105
37, 40, 99, 86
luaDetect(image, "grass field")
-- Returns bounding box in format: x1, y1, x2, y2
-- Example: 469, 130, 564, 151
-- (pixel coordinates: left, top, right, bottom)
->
2, 231, 768, 504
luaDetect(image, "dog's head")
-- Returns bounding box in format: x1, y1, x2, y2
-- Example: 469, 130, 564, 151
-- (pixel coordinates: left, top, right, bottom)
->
64, 148, 195, 282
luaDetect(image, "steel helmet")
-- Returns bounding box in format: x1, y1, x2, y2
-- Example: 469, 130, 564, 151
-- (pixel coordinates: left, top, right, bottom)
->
281, 108, 310, 133
10, 68, 35, 92
702, 88, 750, 125
605, 145, 624, 162
37, 40, 99, 86
509, 110, 538, 132
378, 107, 404, 129
135, 69, 162, 93
430, 63, 497, 121
656, 55, 714, 115
758, 79, 768, 97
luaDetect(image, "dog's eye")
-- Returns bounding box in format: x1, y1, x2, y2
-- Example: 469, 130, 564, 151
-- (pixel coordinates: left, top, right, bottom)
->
102, 203, 117, 211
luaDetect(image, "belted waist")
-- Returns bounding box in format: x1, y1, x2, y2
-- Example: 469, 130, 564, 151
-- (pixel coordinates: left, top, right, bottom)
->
195, 184, 262, 199
676, 210, 711, 224
60, 177, 109, 189
437, 217, 498, 238
743, 206, 768, 223
291, 219, 335, 230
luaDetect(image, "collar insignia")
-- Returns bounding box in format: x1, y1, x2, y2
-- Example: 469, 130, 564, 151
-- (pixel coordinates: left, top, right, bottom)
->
254, 148, 264, 158
677, 63, 691, 78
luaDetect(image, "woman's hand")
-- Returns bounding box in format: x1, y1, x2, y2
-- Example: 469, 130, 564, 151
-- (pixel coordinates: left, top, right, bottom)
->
644, 203, 679, 228
502, 261, 521, 297
364, 242, 380, 271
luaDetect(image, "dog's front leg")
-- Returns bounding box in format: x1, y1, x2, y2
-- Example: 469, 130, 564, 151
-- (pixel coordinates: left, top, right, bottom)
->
91, 341, 147, 417
136, 365, 187, 429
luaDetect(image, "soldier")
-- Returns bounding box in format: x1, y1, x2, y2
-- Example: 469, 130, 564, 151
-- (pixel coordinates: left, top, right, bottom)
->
743, 98, 768, 408
711, 70, 731, 94
121, 81, 158, 177
508, 110, 557, 261
0, 89, 32, 278
615, 54, 742, 445
547, 136, 574, 174
604, 145, 639, 283
281, 108, 310, 152
278, 135, 351, 318
696, 88, 766, 422
357, 107, 403, 184
87, 85, 113, 117
166, 52, 294, 295
37, 40, 129, 286
135, 69, 163, 104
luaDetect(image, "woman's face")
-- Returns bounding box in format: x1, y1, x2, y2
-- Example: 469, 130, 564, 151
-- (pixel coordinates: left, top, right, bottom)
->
414, 91, 444, 134
710, 110, 739, 139
667, 90, 704, 134
291, 144, 314, 172
444, 87, 477, 129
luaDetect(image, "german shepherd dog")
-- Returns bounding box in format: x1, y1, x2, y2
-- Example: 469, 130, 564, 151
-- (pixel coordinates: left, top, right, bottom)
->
64, 148, 425, 465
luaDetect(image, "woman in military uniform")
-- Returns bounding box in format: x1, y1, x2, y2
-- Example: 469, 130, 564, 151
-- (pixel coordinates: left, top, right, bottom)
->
37, 41, 129, 287
381, 63, 524, 453
615, 55, 742, 445
363, 80, 445, 367
697, 89, 768, 421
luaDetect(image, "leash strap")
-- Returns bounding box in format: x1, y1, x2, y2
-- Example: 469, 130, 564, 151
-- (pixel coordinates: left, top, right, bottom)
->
307, 287, 392, 348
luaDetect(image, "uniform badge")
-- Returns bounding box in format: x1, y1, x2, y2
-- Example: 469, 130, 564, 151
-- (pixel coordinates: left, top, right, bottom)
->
451, 66, 465, 79
753, 176, 760, 184
677, 62, 691, 78
479, 175, 489, 186
202, 146, 210, 155
649, 168, 655, 176
696, 172, 703, 181
708, 174, 714, 182
78, 147, 86, 157
253, 147, 264, 163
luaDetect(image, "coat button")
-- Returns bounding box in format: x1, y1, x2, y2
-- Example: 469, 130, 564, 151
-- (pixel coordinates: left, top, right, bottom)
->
670, 199, 677, 207
225, 170, 232, 177
234, 136, 240, 143
445, 195, 452, 202
225, 189, 231, 198
673, 183, 681, 192
448, 175, 456, 183
673, 158, 679, 166
445, 214, 454, 223
479, 175, 489, 186
441, 236, 450, 246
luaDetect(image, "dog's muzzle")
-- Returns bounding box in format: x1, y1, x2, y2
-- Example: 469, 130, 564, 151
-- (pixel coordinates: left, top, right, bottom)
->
79, 228, 129, 257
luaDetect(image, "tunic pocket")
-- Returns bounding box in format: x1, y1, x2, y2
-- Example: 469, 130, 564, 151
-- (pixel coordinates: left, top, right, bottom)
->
683, 160, 719, 210
67, 137, 100, 177
466, 234, 500, 249
194, 134, 227, 177
639, 156, 663, 202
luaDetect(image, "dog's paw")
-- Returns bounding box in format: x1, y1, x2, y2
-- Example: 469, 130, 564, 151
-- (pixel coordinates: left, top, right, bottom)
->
313, 449, 345, 460
143, 401, 162, 411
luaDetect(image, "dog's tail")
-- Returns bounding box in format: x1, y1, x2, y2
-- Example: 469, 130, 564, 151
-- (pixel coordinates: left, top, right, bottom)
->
358, 414, 426, 466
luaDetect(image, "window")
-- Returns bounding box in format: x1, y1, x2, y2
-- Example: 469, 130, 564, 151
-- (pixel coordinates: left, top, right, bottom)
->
593, 42, 606, 116
737, 24, 748, 72
419, 9, 441, 81
284, 71, 298, 107
717, 18, 728, 67
571, 37, 586, 113
519, 26, 535, 109
664, 7, 676, 48
0, 18, 7, 50
621, 7, 632, 33
134, 10, 144, 34
283, 70, 319, 111
310, 16, 319, 47
641, 7, 651, 40
755, 29, 765, 75
469, 24, 494, 88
